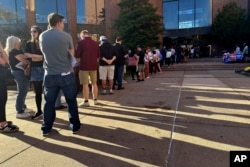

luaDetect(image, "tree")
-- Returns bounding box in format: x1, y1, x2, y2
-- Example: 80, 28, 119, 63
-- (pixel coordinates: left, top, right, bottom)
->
114, 0, 163, 49
211, 2, 249, 51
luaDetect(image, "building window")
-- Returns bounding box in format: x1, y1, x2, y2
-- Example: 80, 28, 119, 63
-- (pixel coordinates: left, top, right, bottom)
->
0, 0, 26, 24
195, 0, 211, 28
76, 0, 86, 24
163, 0, 211, 30
35, 0, 67, 23
163, 1, 178, 29
179, 0, 195, 29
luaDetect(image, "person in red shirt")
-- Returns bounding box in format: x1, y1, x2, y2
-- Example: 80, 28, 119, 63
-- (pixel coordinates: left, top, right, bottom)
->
76, 30, 100, 106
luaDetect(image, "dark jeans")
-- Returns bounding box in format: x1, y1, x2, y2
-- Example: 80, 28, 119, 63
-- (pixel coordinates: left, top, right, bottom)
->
12, 70, 30, 113
0, 79, 7, 122
114, 65, 124, 88
129, 65, 137, 79
42, 72, 81, 133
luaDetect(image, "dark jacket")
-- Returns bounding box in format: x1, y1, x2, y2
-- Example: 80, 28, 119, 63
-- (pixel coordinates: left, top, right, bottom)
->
99, 41, 115, 66
113, 43, 127, 66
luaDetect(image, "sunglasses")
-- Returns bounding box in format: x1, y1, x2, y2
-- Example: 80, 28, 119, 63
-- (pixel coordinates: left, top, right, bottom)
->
30, 30, 37, 33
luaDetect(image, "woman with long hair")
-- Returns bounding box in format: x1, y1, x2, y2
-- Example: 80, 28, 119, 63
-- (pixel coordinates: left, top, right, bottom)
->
5, 36, 31, 119
24, 25, 44, 119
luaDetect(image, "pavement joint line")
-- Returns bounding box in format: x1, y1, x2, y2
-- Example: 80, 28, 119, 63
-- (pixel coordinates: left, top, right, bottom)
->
165, 71, 184, 167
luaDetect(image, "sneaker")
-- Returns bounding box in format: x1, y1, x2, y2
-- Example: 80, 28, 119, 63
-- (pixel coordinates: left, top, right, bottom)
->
122, 79, 127, 83
0, 123, 19, 133
31, 112, 43, 120
24, 108, 33, 112
79, 101, 90, 107
94, 99, 98, 105
117, 87, 125, 90
73, 125, 82, 134
42, 131, 50, 136
16, 112, 30, 119
101, 90, 107, 95
109, 89, 114, 94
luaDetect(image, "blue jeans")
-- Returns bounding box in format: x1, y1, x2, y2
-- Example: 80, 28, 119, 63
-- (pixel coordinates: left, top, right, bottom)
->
42, 72, 81, 133
11, 70, 30, 114
55, 90, 63, 107
114, 65, 124, 88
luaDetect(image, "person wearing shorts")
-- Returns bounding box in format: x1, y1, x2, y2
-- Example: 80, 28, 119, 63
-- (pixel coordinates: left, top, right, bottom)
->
76, 30, 100, 106
99, 36, 116, 95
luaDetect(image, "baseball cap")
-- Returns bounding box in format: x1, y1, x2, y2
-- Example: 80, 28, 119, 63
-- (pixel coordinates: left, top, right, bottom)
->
99, 35, 107, 41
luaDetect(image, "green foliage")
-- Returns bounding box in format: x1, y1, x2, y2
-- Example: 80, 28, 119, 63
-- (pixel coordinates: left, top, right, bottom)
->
114, 0, 163, 50
211, 2, 249, 49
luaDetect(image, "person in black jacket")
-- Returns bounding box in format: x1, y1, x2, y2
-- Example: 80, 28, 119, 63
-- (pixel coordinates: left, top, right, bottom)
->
113, 37, 127, 90
99, 36, 116, 95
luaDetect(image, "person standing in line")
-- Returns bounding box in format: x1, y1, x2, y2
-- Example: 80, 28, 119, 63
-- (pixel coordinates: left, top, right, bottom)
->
99, 35, 116, 95
144, 47, 151, 78
76, 30, 100, 106
113, 37, 127, 90
128, 49, 138, 81
0, 43, 19, 133
39, 13, 81, 136
24, 25, 44, 119
242, 43, 248, 62
136, 46, 145, 81
5, 36, 32, 119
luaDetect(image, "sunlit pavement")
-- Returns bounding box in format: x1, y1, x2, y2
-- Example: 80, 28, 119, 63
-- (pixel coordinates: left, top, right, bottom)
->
1, 58, 250, 167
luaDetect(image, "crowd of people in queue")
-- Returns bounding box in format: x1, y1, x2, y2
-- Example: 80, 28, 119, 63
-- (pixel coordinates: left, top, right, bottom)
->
0, 12, 196, 135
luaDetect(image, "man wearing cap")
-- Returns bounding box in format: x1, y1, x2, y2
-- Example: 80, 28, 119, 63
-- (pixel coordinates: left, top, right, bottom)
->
39, 12, 81, 136
99, 35, 116, 95
76, 30, 100, 106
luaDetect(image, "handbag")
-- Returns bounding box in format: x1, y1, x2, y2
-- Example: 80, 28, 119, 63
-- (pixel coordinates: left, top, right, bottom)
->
23, 62, 31, 77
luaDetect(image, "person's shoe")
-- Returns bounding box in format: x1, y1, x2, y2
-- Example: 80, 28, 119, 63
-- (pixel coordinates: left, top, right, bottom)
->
16, 112, 30, 119
109, 89, 114, 94
72, 125, 82, 134
55, 105, 67, 110
31, 112, 43, 120
117, 87, 124, 90
122, 79, 127, 83
42, 130, 50, 136
79, 101, 90, 107
101, 90, 107, 95
0, 123, 19, 133
94, 99, 98, 105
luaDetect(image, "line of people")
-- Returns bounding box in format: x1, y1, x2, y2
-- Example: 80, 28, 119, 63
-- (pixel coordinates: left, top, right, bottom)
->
1, 12, 186, 134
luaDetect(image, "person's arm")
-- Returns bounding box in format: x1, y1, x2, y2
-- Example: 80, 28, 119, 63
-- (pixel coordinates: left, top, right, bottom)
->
24, 53, 43, 61
0, 43, 8, 65
15, 54, 29, 65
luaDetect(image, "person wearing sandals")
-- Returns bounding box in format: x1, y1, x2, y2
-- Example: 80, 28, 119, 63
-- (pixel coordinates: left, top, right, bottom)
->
5, 36, 32, 119
0, 43, 19, 133
24, 25, 44, 119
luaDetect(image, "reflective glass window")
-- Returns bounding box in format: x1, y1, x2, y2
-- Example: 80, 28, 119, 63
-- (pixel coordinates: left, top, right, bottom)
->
35, 0, 67, 23
179, 0, 194, 29
76, 0, 86, 24
195, 0, 211, 27
163, 1, 178, 29
0, 0, 25, 24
